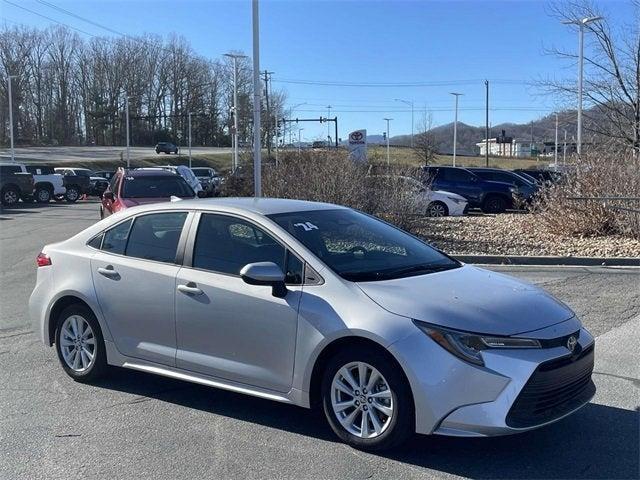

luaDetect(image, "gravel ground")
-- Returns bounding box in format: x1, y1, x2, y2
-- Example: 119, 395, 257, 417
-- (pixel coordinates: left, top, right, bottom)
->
418, 213, 640, 258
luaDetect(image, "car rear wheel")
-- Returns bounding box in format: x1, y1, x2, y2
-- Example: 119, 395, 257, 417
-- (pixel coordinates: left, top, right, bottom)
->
426, 201, 448, 217
482, 194, 507, 214
321, 346, 413, 451
35, 186, 52, 203
65, 186, 80, 203
1, 186, 20, 206
55, 304, 108, 382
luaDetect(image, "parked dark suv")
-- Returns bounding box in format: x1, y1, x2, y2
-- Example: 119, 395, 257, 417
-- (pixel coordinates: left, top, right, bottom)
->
468, 168, 538, 203
155, 142, 179, 154
422, 166, 516, 213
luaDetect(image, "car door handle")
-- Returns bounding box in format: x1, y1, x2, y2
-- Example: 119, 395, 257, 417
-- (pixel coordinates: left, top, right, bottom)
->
97, 266, 119, 277
177, 283, 203, 295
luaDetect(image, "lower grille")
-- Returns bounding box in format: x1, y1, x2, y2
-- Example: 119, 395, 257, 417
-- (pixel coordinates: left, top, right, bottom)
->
506, 344, 595, 428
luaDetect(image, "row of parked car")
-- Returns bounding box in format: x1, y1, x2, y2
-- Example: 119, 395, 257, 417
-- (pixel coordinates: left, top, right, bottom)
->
0, 162, 223, 207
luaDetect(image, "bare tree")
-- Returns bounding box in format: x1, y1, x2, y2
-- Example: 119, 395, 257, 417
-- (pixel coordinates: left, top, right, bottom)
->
544, 1, 640, 151
412, 110, 438, 166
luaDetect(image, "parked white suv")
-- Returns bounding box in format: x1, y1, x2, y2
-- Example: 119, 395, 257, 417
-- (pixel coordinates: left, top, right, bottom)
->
0, 163, 65, 203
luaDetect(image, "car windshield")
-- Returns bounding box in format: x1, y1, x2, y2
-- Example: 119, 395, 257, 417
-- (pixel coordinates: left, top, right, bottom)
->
191, 168, 212, 177
268, 208, 460, 282
122, 175, 194, 198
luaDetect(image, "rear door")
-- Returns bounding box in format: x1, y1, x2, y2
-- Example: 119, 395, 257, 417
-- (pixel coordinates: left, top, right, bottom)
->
443, 168, 483, 204
91, 211, 192, 366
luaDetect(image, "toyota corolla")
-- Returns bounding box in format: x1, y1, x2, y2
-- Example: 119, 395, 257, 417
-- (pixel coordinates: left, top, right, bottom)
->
29, 198, 595, 450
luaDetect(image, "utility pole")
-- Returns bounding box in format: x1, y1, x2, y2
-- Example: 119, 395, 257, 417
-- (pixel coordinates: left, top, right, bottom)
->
394, 99, 414, 148
327, 105, 332, 146
7, 75, 17, 162
188, 112, 192, 168
554, 113, 558, 167
298, 128, 304, 153
563, 130, 567, 165
223, 53, 247, 172
252, 0, 262, 197
485, 80, 489, 167
383, 118, 392, 166
450, 93, 463, 167
563, 16, 603, 156
125, 94, 130, 168
262, 70, 274, 159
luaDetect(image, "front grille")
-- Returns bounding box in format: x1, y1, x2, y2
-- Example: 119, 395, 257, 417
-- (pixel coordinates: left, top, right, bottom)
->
506, 344, 595, 428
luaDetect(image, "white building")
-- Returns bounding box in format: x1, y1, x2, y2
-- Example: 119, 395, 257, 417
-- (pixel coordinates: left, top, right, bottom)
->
476, 138, 533, 158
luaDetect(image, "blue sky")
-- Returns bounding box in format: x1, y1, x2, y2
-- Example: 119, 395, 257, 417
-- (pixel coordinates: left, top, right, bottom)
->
1, 0, 634, 142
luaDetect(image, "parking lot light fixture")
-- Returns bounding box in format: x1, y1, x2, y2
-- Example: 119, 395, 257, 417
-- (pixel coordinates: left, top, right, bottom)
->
450, 93, 463, 167
562, 16, 603, 156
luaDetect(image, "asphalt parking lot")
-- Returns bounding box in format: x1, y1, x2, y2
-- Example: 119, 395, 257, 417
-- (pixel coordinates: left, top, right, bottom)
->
1, 201, 639, 480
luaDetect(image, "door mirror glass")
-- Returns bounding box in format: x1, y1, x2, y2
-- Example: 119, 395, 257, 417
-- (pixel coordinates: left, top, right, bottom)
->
240, 262, 287, 298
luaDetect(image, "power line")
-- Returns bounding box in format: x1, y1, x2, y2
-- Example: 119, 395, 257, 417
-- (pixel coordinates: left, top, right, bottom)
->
273, 77, 531, 87
1, 0, 98, 37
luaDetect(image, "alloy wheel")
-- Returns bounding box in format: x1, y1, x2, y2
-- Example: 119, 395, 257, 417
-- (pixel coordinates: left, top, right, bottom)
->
428, 203, 446, 217
3, 190, 18, 205
59, 315, 96, 372
331, 361, 394, 439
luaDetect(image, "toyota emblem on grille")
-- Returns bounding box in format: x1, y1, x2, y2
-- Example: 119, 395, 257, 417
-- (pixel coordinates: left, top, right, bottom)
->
566, 335, 578, 352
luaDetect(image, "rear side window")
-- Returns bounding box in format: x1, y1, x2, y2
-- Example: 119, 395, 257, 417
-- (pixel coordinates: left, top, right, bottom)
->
102, 219, 133, 255
0, 165, 22, 175
125, 212, 187, 263
25, 166, 54, 175
442, 168, 473, 182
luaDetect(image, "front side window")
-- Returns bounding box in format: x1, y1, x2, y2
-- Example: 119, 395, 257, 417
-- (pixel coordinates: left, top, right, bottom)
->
192, 214, 302, 284
125, 212, 187, 263
122, 175, 194, 198
269, 209, 460, 282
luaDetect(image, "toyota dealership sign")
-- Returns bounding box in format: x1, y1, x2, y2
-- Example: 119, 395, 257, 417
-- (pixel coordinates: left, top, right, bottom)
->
348, 129, 367, 163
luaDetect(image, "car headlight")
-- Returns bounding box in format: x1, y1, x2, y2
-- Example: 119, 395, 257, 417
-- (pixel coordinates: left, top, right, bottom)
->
509, 186, 519, 194
446, 196, 463, 204
413, 320, 541, 366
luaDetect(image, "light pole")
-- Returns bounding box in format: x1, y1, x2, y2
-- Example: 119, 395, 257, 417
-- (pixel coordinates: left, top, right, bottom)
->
251, 0, 262, 197
124, 94, 130, 168
7, 75, 18, 162
298, 128, 304, 153
188, 112, 192, 168
223, 53, 247, 173
563, 16, 603, 156
554, 113, 559, 167
383, 118, 392, 166
394, 99, 414, 148
450, 92, 463, 167
327, 105, 332, 146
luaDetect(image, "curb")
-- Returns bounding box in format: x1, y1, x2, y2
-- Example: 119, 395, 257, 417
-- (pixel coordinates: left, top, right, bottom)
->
454, 254, 640, 267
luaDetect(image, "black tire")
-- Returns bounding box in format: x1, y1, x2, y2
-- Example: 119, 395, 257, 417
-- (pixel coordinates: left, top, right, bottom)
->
54, 304, 108, 383
321, 346, 413, 451
54, 194, 65, 203
426, 201, 449, 217
35, 186, 52, 204
482, 194, 507, 214
65, 186, 80, 203
1, 186, 20, 206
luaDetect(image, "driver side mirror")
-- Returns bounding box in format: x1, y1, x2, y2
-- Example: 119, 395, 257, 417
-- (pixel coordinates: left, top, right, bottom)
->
240, 262, 287, 298
103, 191, 114, 201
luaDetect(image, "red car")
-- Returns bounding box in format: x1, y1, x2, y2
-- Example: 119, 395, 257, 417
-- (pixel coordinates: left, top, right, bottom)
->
100, 168, 196, 219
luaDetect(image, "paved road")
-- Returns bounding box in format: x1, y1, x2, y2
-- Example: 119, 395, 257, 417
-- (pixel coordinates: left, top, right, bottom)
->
0, 146, 231, 164
1, 202, 638, 479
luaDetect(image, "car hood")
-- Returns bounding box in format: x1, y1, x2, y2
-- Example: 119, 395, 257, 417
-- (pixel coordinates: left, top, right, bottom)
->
356, 265, 574, 336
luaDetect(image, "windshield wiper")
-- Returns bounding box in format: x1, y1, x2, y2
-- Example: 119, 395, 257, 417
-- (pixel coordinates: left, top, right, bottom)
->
341, 263, 458, 282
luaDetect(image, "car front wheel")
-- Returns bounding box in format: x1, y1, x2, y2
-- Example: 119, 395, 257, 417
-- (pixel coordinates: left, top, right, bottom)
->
55, 304, 108, 382
1, 186, 20, 206
427, 201, 448, 217
321, 346, 413, 451
65, 186, 80, 203
35, 186, 52, 203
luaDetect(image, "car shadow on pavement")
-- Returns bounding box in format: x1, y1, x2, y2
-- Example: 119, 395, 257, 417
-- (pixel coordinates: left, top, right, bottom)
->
95, 368, 639, 479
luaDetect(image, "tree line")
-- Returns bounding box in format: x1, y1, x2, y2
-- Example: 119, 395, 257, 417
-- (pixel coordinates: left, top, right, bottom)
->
0, 25, 287, 149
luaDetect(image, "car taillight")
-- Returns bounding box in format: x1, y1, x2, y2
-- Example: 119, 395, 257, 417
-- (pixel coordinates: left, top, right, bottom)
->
36, 252, 52, 267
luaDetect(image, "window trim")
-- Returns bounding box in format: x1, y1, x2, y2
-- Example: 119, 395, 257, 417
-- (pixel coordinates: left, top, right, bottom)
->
183, 210, 310, 285
86, 210, 194, 267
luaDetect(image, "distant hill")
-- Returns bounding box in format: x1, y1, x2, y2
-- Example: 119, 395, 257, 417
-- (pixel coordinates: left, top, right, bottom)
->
386, 110, 584, 155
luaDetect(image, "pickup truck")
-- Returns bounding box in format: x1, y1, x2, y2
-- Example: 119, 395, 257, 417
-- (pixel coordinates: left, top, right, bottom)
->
0, 162, 65, 204
0, 164, 35, 206
422, 166, 517, 213
54, 167, 93, 202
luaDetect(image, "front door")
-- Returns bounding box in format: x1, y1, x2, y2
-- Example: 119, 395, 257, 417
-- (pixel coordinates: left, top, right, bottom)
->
175, 213, 302, 393
91, 211, 189, 366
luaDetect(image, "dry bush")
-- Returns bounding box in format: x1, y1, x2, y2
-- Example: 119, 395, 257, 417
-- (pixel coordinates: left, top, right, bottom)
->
533, 147, 640, 239
261, 150, 424, 231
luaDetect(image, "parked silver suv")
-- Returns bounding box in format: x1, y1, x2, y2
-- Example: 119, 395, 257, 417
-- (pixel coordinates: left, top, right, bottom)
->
29, 198, 595, 450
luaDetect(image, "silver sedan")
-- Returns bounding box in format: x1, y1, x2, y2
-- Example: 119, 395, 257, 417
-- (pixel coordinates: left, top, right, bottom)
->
29, 198, 595, 450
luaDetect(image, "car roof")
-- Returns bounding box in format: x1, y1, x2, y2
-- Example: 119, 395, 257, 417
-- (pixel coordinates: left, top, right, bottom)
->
120, 168, 179, 177
130, 197, 346, 215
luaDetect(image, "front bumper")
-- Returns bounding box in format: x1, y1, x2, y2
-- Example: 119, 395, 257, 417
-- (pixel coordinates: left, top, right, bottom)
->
388, 319, 595, 437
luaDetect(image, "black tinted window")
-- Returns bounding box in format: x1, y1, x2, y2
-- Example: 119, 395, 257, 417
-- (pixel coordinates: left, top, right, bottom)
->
102, 219, 132, 255
125, 212, 187, 263
88, 233, 103, 249
122, 175, 194, 198
193, 214, 287, 277
0, 165, 22, 175
25, 166, 54, 175
442, 168, 473, 182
